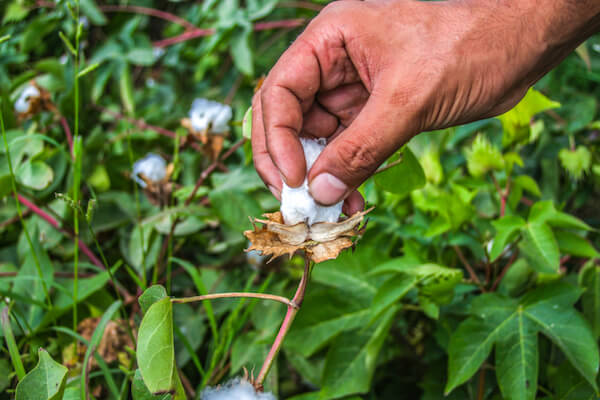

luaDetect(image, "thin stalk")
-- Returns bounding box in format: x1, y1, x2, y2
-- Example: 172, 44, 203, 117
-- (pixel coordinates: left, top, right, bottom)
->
0, 103, 52, 308
255, 256, 311, 389
172, 292, 297, 308
72, 24, 82, 331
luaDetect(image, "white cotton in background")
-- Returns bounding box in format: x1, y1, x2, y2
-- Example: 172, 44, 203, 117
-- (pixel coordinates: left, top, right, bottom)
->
14, 85, 40, 114
246, 248, 267, 268
189, 98, 233, 134
200, 378, 276, 400
132, 153, 167, 188
280, 138, 343, 225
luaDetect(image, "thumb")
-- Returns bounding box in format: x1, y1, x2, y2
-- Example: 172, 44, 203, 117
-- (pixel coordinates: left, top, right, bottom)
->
307, 91, 418, 205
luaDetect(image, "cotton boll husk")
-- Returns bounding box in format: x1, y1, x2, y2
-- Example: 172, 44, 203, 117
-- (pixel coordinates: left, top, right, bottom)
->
189, 98, 233, 134
200, 378, 276, 400
14, 85, 41, 114
132, 153, 167, 188
280, 138, 343, 225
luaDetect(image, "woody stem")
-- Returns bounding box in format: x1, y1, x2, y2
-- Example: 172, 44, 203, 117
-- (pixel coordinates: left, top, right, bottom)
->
255, 255, 311, 389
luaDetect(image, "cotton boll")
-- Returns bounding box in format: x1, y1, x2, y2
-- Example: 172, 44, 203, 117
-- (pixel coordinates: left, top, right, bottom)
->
132, 153, 167, 188
201, 378, 276, 400
14, 85, 41, 114
280, 138, 343, 225
190, 98, 233, 134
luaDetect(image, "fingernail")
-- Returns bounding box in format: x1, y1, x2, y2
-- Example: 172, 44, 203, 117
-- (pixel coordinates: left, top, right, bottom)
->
309, 173, 348, 205
268, 185, 281, 201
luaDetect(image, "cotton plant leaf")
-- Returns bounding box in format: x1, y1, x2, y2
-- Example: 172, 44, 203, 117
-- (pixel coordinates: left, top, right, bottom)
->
15, 348, 68, 400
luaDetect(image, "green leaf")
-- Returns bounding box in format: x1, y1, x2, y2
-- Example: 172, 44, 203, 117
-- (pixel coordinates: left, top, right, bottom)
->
370, 274, 416, 320
77, 62, 101, 78
374, 146, 425, 195
319, 308, 396, 399
58, 31, 77, 56
80, 0, 107, 25
1, 308, 26, 380
528, 201, 592, 231
137, 297, 177, 395
3, 2, 29, 23
490, 216, 526, 261
519, 223, 559, 274
120, 63, 136, 116
579, 263, 600, 338
494, 311, 538, 400
497, 88, 560, 146
231, 26, 254, 76
16, 160, 54, 190
513, 175, 541, 197
139, 285, 168, 314
209, 189, 261, 231
446, 283, 599, 397
555, 230, 599, 258
15, 349, 67, 400
464, 134, 504, 177
132, 370, 171, 400
242, 106, 252, 139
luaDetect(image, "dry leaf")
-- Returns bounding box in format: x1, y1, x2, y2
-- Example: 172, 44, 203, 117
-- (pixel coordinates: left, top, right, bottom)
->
244, 208, 372, 263
181, 117, 227, 160
78, 317, 135, 368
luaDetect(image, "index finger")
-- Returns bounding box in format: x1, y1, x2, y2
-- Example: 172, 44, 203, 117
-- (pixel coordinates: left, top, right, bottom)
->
260, 38, 322, 187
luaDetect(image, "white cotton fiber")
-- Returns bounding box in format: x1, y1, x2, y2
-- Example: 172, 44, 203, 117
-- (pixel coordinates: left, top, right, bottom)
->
200, 378, 276, 400
131, 153, 167, 188
189, 98, 233, 134
280, 138, 343, 225
14, 85, 40, 114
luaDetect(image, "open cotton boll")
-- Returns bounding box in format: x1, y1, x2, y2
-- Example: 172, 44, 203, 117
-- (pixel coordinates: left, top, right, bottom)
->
132, 153, 167, 188
200, 378, 276, 400
14, 85, 41, 114
189, 98, 233, 134
280, 138, 343, 225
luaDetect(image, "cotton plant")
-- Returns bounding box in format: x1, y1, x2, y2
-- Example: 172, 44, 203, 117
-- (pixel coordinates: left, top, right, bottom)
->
201, 378, 276, 400
245, 137, 371, 263
13, 82, 54, 119
131, 153, 174, 206
181, 98, 233, 160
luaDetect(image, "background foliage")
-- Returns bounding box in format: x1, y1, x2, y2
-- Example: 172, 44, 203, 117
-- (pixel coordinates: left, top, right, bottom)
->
0, 1, 599, 399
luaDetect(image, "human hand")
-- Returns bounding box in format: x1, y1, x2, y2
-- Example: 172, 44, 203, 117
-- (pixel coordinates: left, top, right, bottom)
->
252, 0, 599, 214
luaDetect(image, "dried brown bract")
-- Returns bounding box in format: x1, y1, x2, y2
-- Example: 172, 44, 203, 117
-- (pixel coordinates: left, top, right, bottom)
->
181, 117, 226, 160
244, 208, 372, 263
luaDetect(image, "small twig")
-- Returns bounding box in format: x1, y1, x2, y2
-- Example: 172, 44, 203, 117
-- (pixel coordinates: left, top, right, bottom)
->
453, 245, 482, 287
491, 250, 519, 291
476, 368, 486, 400
17, 194, 104, 269
374, 155, 403, 175
153, 18, 306, 48
172, 292, 297, 308
255, 256, 311, 389
59, 116, 74, 159
0, 208, 31, 229
99, 5, 197, 30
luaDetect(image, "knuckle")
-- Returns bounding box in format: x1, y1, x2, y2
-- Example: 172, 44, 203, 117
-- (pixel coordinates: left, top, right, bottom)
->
333, 136, 380, 181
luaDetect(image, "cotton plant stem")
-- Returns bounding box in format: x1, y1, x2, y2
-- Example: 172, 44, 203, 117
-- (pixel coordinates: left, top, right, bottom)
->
255, 256, 311, 389
453, 245, 482, 287
172, 292, 296, 308
153, 19, 306, 48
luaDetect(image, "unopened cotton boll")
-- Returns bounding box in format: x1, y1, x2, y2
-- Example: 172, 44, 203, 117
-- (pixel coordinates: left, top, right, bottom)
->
189, 98, 233, 134
280, 138, 343, 225
200, 378, 276, 400
14, 85, 41, 114
132, 153, 167, 188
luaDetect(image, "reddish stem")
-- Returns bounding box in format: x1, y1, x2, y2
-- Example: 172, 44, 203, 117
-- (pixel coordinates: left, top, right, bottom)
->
153, 18, 306, 48
59, 116, 74, 159
453, 245, 483, 288
491, 250, 519, 291
16, 194, 105, 270
99, 5, 197, 30
255, 256, 311, 389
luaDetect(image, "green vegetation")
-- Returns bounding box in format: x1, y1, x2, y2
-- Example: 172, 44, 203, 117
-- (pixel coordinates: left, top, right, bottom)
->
0, 1, 599, 399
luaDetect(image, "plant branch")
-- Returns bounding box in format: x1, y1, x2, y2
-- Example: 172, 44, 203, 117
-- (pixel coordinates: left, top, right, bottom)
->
153, 18, 306, 48
59, 116, 74, 159
374, 154, 403, 175
99, 5, 197, 30
453, 245, 482, 287
16, 194, 105, 270
172, 292, 297, 308
491, 250, 519, 291
255, 256, 311, 390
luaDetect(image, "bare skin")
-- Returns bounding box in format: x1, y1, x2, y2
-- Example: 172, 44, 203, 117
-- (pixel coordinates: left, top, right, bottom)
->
252, 0, 600, 215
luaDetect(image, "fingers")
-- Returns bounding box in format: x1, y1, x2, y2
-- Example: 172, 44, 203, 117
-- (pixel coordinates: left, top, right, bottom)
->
251, 92, 282, 200
317, 83, 369, 127
308, 88, 416, 205
302, 102, 339, 138
343, 190, 365, 215
261, 39, 323, 187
